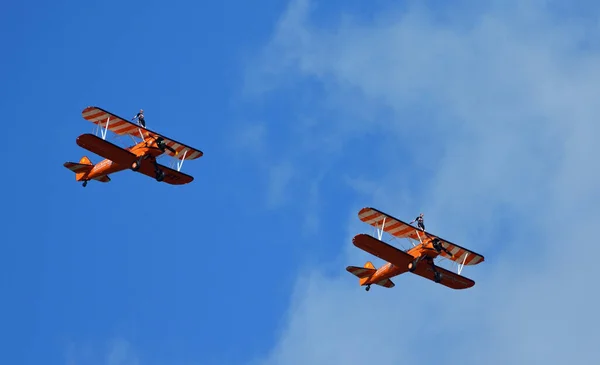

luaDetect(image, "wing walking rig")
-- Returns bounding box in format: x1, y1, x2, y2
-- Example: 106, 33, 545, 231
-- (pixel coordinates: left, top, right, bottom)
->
64, 106, 203, 187
346, 207, 485, 291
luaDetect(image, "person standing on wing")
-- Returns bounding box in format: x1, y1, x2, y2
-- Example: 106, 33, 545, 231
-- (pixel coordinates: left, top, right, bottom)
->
132, 109, 146, 128
410, 213, 425, 231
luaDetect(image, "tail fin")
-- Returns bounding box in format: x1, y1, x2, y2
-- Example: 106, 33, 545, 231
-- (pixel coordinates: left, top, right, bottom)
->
63, 156, 93, 181
346, 261, 395, 289
346, 261, 377, 286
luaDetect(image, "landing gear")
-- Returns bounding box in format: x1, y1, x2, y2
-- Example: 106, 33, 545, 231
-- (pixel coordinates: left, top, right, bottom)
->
82, 180, 88, 187
131, 157, 142, 171
434, 271, 442, 283
152, 160, 165, 182
408, 257, 421, 272
429, 257, 442, 283
409, 256, 442, 283
365, 284, 371, 292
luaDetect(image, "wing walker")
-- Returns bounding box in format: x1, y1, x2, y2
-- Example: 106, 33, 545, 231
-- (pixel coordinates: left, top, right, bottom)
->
347, 207, 485, 291
64, 106, 203, 187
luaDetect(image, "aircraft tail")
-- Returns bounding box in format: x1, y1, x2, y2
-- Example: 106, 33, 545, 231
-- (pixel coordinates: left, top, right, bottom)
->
346, 261, 395, 289
346, 261, 377, 286
63, 156, 94, 181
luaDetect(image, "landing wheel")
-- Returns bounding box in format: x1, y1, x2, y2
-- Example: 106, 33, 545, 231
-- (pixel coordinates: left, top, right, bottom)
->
408, 260, 417, 272
365, 285, 371, 292
155, 169, 165, 182
434, 271, 442, 283
82, 180, 88, 187
131, 157, 142, 171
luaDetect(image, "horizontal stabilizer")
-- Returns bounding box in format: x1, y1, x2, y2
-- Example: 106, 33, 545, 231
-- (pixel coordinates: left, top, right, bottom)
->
64, 162, 93, 173
93, 175, 111, 183
375, 278, 395, 288
346, 266, 376, 279
64, 161, 93, 181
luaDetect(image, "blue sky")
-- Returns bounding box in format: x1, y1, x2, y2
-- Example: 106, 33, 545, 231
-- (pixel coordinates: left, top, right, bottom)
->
1, 0, 389, 363
1, 1, 305, 364
2, 0, 600, 364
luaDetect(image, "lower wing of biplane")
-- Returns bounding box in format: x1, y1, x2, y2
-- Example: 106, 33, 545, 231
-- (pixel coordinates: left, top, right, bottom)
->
71, 133, 193, 185
358, 207, 484, 275
349, 233, 475, 290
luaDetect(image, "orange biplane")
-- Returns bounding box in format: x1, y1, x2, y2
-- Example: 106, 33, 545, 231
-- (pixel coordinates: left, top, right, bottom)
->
64, 106, 203, 187
346, 207, 484, 291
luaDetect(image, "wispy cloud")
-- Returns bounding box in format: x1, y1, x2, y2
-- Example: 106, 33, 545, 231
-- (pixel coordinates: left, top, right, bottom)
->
105, 338, 139, 365
244, 0, 600, 363
266, 160, 296, 208
230, 121, 268, 157
66, 338, 140, 365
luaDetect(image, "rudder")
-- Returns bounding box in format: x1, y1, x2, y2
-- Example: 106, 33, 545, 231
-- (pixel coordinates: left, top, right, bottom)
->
79, 156, 92, 165
64, 156, 93, 181
346, 261, 377, 286
360, 261, 376, 286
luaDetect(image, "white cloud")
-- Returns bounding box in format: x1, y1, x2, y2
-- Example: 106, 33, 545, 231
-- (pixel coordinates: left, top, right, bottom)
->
244, 0, 600, 364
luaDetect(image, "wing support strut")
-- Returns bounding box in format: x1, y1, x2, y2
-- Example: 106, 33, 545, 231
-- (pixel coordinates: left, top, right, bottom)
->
99, 116, 110, 140
176, 149, 188, 171
415, 229, 424, 244
376, 216, 386, 241
457, 252, 468, 275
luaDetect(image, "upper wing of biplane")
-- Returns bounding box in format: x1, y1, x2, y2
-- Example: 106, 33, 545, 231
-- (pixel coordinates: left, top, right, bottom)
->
358, 207, 485, 266
353, 234, 474, 290
76, 134, 193, 185
81, 106, 203, 161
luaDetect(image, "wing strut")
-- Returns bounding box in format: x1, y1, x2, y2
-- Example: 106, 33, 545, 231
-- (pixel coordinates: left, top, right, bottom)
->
100, 116, 110, 140
376, 216, 386, 241
176, 149, 188, 171
415, 229, 424, 244
457, 252, 468, 275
